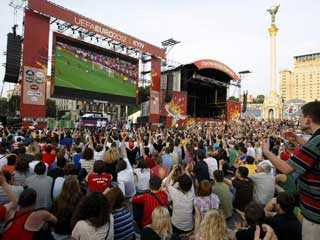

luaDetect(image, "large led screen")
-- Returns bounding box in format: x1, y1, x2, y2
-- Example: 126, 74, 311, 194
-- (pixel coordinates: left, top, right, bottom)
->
52, 34, 138, 104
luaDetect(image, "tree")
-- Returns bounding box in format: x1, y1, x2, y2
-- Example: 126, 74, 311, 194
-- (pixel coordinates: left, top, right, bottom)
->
0, 98, 8, 115
46, 99, 57, 118
255, 95, 265, 103
228, 96, 239, 102
8, 95, 20, 117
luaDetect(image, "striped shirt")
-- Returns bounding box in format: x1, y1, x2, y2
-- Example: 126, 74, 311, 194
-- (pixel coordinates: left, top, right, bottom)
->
79, 159, 93, 173
287, 130, 320, 224
113, 207, 135, 240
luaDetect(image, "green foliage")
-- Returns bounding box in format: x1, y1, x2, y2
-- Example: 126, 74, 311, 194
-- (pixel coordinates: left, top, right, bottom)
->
254, 95, 265, 103
228, 96, 239, 102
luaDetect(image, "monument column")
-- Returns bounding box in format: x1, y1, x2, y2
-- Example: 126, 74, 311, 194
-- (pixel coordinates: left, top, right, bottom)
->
269, 24, 278, 96
262, 5, 282, 120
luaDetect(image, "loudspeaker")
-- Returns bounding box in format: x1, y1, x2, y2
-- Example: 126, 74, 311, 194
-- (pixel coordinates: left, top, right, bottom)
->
3, 33, 22, 83
165, 72, 173, 102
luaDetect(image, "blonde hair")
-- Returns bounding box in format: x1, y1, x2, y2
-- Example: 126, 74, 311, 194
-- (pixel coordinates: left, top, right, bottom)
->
104, 147, 119, 163
198, 209, 227, 240
150, 207, 172, 240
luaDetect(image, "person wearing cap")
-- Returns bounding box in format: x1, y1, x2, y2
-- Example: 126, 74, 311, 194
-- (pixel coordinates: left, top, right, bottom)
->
249, 160, 275, 205
262, 101, 320, 240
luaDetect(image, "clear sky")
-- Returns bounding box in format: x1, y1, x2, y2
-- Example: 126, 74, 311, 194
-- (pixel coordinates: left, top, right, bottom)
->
0, 0, 319, 97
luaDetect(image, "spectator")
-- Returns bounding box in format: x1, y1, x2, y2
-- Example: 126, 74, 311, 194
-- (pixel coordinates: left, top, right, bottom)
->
151, 155, 169, 180
141, 207, 180, 240
235, 202, 266, 240
134, 158, 151, 193
241, 156, 257, 176
86, 160, 112, 193
80, 147, 94, 173
104, 146, 119, 181
2, 188, 57, 240
117, 141, 136, 197
0, 171, 23, 205
25, 162, 53, 209
194, 180, 220, 231
264, 192, 302, 240
249, 161, 275, 205
52, 176, 83, 240
72, 147, 82, 170
132, 175, 168, 227
193, 150, 210, 182
196, 209, 227, 240
71, 192, 114, 240
204, 146, 218, 180
224, 166, 253, 212
48, 154, 66, 181
213, 170, 233, 219
162, 147, 174, 169
42, 145, 55, 169
14, 158, 32, 187
2, 154, 16, 173
106, 187, 135, 240
0, 145, 8, 169
165, 166, 195, 236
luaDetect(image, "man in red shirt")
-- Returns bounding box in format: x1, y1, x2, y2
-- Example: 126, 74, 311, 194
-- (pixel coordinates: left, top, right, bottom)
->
131, 175, 168, 227
86, 160, 112, 193
42, 145, 55, 169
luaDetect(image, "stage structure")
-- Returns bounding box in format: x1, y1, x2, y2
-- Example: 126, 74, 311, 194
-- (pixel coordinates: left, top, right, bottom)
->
20, 0, 165, 127
158, 59, 241, 126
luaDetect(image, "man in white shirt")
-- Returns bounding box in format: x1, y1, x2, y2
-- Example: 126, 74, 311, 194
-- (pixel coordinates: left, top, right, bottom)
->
247, 142, 256, 158
204, 150, 218, 180
117, 141, 136, 197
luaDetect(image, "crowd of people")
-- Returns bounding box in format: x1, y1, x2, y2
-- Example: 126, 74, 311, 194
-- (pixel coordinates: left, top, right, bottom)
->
0, 101, 319, 240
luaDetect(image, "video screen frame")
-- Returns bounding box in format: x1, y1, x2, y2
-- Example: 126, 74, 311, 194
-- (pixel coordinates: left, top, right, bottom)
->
51, 32, 139, 105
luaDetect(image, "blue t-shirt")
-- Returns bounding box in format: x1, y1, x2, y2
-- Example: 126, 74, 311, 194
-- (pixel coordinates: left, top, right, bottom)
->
73, 153, 82, 170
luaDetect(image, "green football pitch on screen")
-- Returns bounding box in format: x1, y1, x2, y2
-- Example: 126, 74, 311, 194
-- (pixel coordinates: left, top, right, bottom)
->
54, 47, 136, 98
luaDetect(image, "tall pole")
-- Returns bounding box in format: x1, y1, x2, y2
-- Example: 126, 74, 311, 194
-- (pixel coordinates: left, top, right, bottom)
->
267, 5, 280, 97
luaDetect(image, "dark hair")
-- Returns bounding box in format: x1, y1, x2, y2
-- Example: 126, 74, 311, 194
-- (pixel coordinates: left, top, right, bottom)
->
197, 150, 205, 160
276, 192, 296, 213
82, 148, 94, 160
137, 159, 148, 171
45, 145, 52, 154
213, 170, 224, 182
144, 147, 150, 156
301, 101, 320, 124
15, 158, 30, 174
149, 175, 162, 191
246, 156, 255, 164
2, 171, 12, 183
18, 188, 37, 207
106, 187, 126, 210
7, 154, 17, 166
18, 146, 26, 154
34, 152, 42, 161
240, 147, 247, 154
237, 166, 249, 178
245, 202, 265, 226
197, 180, 212, 197
75, 147, 82, 154
71, 192, 111, 229
178, 174, 192, 192
34, 162, 46, 175
57, 154, 67, 168
93, 160, 106, 174
116, 159, 127, 172
64, 163, 78, 175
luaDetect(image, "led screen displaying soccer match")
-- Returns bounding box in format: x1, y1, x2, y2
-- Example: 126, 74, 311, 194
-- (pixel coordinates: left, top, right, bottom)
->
52, 34, 138, 104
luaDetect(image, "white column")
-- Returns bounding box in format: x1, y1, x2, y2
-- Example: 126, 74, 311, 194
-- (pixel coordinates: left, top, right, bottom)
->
269, 25, 278, 96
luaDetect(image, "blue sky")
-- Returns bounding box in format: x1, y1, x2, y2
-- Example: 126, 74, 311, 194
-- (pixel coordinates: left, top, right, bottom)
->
0, 0, 319, 97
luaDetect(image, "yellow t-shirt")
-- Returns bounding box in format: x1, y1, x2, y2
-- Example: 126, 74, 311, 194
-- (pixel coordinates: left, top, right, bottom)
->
242, 164, 257, 176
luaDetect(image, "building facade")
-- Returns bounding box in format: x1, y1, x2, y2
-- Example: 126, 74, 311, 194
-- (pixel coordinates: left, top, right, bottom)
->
280, 53, 320, 102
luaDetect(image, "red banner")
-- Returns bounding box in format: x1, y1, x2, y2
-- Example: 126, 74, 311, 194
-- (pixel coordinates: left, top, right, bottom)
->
28, 0, 165, 58
20, 10, 49, 123
227, 101, 241, 120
